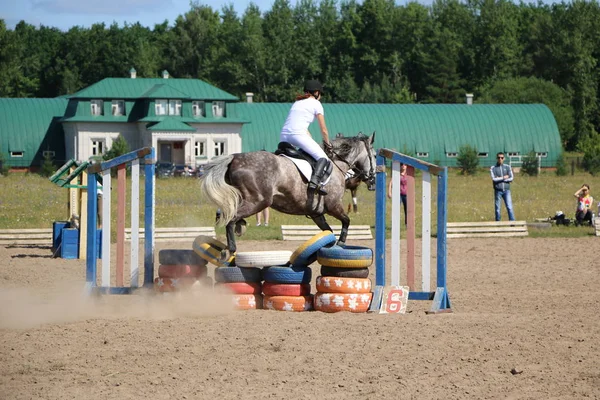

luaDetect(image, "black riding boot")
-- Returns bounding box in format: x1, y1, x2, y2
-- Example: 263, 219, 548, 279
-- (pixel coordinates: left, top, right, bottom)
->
309, 158, 330, 195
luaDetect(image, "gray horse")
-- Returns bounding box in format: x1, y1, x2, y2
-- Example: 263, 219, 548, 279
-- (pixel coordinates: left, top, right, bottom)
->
200, 133, 376, 259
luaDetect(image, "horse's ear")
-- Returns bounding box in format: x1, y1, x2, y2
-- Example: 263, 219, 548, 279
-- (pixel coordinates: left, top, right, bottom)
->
370, 131, 376, 144
336, 133, 344, 138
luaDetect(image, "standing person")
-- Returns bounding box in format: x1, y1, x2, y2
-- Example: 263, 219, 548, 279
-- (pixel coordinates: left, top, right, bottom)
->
280, 79, 332, 195
490, 152, 515, 221
574, 184, 593, 226
256, 208, 270, 227
387, 163, 408, 225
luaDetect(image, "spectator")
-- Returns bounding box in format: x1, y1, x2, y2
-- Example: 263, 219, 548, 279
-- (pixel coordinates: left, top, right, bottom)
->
490, 152, 515, 221
574, 184, 593, 226
387, 163, 408, 225
256, 208, 270, 227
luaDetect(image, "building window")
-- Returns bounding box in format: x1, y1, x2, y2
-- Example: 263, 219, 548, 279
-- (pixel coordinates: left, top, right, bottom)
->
536, 152, 548, 157
446, 152, 458, 157
214, 141, 226, 156
155, 99, 167, 115
91, 140, 105, 156
195, 141, 206, 157
43, 150, 55, 158
212, 101, 225, 117
507, 152, 520, 157
169, 100, 182, 116
173, 142, 183, 150
111, 100, 125, 116
416, 152, 428, 158
10, 151, 24, 158
478, 152, 489, 158
91, 100, 104, 116
192, 101, 205, 117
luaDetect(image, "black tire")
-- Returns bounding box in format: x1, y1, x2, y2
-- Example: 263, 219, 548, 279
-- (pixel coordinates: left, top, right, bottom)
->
158, 249, 206, 265
214, 266, 262, 283
320, 265, 370, 279
262, 265, 312, 284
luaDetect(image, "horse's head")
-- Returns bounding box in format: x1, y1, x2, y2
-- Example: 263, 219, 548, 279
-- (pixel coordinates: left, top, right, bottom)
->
332, 132, 377, 191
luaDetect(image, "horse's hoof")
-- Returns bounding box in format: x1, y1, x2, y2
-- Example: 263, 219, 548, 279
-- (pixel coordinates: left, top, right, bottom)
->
235, 220, 247, 236
336, 240, 346, 247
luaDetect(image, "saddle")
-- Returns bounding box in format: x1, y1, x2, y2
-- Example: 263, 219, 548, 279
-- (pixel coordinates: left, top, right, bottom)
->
274, 142, 317, 168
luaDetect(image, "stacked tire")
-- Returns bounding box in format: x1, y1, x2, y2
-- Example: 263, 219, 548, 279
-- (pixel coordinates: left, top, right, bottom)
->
155, 249, 210, 293
314, 245, 374, 313
262, 231, 337, 312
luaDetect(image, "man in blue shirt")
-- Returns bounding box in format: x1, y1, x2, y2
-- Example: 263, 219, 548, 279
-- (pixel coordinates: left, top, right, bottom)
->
490, 152, 515, 221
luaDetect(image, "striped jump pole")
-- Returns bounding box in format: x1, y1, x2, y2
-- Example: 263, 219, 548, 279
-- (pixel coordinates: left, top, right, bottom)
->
371, 148, 452, 314
84, 147, 156, 295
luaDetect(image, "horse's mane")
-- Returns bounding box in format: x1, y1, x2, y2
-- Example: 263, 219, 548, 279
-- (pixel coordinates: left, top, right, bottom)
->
332, 135, 365, 161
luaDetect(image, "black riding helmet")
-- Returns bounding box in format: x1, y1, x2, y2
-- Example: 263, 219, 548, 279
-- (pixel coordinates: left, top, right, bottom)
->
304, 79, 323, 95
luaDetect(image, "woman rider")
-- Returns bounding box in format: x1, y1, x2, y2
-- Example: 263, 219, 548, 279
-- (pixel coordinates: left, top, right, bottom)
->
280, 79, 332, 195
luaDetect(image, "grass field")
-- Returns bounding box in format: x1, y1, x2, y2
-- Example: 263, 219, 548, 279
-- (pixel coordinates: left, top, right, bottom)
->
0, 168, 598, 239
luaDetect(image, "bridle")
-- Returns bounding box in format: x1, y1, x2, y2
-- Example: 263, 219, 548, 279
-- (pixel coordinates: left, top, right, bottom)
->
328, 136, 375, 184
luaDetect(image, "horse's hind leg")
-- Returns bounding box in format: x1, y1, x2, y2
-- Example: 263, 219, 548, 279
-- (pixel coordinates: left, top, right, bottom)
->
225, 221, 238, 257
351, 188, 358, 213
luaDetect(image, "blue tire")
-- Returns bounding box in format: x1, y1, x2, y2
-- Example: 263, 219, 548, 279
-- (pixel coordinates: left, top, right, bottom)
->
214, 266, 262, 283
262, 265, 312, 284
289, 231, 337, 267
317, 244, 373, 268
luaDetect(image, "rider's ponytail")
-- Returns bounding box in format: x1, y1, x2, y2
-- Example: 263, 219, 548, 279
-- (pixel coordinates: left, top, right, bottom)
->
295, 93, 313, 101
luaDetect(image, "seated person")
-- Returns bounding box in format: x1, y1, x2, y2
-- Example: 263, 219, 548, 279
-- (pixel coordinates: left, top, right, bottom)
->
574, 184, 593, 226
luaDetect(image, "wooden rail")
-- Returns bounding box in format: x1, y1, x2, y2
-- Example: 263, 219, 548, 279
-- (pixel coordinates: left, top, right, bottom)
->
0, 229, 53, 245
281, 225, 373, 241
125, 227, 216, 242
447, 221, 528, 239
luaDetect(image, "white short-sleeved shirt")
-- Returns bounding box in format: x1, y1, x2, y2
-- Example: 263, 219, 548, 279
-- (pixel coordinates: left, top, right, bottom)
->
280, 97, 324, 136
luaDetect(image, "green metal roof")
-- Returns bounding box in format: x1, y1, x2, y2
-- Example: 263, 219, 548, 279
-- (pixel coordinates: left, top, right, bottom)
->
68, 78, 238, 101
0, 98, 68, 167
230, 103, 562, 167
147, 118, 196, 132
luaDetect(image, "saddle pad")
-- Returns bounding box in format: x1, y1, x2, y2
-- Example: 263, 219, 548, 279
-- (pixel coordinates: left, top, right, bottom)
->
280, 154, 331, 185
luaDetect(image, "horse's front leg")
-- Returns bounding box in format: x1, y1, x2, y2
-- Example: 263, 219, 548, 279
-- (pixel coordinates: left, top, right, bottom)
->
311, 214, 332, 233
324, 204, 350, 245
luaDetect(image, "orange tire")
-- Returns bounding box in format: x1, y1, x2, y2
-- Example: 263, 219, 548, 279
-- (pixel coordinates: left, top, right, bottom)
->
232, 294, 262, 310
158, 264, 208, 279
262, 282, 311, 296
314, 292, 373, 313
263, 295, 314, 312
154, 277, 197, 292
216, 282, 262, 295
315, 276, 371, 294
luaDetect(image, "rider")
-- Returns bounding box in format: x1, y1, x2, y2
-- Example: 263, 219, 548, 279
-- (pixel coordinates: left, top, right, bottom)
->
280, 79, 332, 195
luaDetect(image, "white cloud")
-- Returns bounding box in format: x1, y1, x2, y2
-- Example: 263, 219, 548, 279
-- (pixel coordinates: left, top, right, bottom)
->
31, 0, 171, 16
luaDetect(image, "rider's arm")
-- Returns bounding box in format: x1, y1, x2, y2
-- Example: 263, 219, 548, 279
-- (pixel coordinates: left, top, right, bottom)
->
316, 114, 330, 145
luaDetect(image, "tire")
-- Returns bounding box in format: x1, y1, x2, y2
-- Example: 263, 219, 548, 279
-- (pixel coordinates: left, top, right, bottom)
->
158, 264, 208, 279
262, 283, 311, 296
214, 266, 262, 283
289, 231, 337, 267
317, 245, 373, 268
314, 292, 373, 313
316, 276, 371, 294
262, 265, 312, 284
232, 294, 262, 310
263, 295, 314, 311
158, 249, 206, 266
320, 266, 370, 279
193, 236, 230, 267
154, 277, 197, 292
216, 282, 262, 295
235, 251, 292, 268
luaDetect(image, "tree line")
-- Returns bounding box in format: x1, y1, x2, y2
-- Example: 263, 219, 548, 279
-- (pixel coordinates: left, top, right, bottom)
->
1, 0, 600, 155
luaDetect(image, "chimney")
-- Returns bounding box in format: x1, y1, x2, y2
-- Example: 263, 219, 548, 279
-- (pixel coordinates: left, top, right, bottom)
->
162, 70, 169, 79
246, 92, 254, 103
129, 68, 136, 79
466, 93, 474, 105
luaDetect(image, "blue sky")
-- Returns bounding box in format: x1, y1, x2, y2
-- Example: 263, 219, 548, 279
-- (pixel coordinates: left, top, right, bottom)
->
1, 0, 283, 31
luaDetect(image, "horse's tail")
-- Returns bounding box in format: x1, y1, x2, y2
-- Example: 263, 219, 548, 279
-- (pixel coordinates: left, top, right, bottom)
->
200, 155, 241, 226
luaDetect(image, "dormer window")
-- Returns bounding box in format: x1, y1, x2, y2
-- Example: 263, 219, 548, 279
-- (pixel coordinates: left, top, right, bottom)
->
111, 100, 125, 116
212, 101, 225, 118
168, 100, 182, 116
192, 101, 205, 117
91, 100, 104, 116
155, 100, 167, 115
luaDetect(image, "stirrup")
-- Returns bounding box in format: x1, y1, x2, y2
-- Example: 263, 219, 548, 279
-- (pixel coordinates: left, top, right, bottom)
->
309, 183, 327, 196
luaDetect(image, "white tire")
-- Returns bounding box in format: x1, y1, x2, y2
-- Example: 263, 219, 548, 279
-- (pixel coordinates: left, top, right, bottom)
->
235, 251, 292, 268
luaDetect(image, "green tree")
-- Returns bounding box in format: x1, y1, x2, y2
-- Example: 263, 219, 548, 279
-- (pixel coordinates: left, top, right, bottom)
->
457, 144, 479, 175
39, 153, 56, 177
580, 134, 600, 176
555, 153, 568, 176
521, 151, 539, 176
103, 136, 130, 161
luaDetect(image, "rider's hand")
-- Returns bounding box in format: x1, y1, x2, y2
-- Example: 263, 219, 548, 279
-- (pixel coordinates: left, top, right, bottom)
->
323, 141, 333, 153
